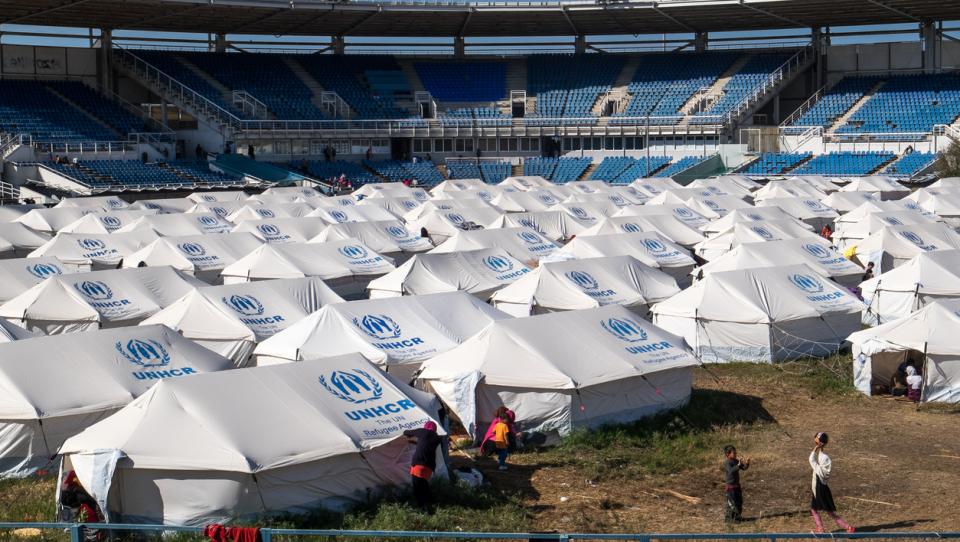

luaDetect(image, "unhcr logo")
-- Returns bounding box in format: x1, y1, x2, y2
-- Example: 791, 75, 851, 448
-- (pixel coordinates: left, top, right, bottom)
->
107, 199, 124, 208
414, 192, 428, 201
673, 207, 693, 218
483, 255, 514, 273
338, 198, 354, 206
790, 273, 824, 294
385, 225, 408, 239
197, 215, 219, 226
212, 207, 228, 217
101, 216, 122, 229
201, 195, 216, 202
402, 200, 418, 210
570, 207, 589, 220
27, 262, 62, 279
884, 217, 904, 226
747, 213, 763, 221
519, 219, 538, 230
802, 243, 832, 259
517, 231, 542, 244
803, 200, 823, 210
256, 208, 276, 219
77, 238, 105, 251
704, 200, 721, 211
75, 280, 113, 301
751, 226, 774, 240
898, 230, 936, 250
257, 224, 281, 236
116, 338, 170, 368
609, 195, 626, 205
223, 294, 264, 316
447, 213, 465, 225
566, 270, 599, 290
601, 317, 649, 343
143, 202, 161, 210
622, 223, 642, 233
642, 184, 660, 194
178, 242, 206, 257
642, 238, 667, 253
330, 210, 349, 223
320, 369, 384, 405
353, 313, 402, 340
477, 191, 492, 202
339, 245, 369, 260
538, 194, 556, 205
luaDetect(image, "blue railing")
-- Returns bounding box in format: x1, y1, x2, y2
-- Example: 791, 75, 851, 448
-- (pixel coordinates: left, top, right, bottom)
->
0, 524, 955, 542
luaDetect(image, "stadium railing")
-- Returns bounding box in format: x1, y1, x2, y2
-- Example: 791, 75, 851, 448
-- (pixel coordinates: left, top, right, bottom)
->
0, 523, 956, 542
725, 46, 814, 123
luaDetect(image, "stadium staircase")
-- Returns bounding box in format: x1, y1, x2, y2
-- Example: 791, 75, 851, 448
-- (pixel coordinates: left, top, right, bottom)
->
868, 154, 900, 174
113, 48, 243, 136
283, 57, 352, 118
826, 80, 886, 134
724, 46, 816, 127
594, 57, 642, 117
578, 162, 599, 181
176, 57, 237, 112
504, 59, 528, 116
511, 163, 523, 176
396, 59, 428, 114
679, 54, 752, 116
42, 88, 124, 140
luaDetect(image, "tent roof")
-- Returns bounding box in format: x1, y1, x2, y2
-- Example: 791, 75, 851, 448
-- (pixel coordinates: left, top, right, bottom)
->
368, 248, 530, 297
221, 240, 395, 281
848, 298, 960, 357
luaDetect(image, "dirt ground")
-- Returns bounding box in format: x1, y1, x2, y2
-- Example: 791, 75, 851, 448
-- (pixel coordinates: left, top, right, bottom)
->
469, 367, 960, 534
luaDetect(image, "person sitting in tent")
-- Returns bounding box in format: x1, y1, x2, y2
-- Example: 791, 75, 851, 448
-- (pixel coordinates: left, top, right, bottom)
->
906, 365, 923, 402
861, 262, 875, 282
891, 359, 919, 397
59, 471, 103, 540
403, 421, 442, 514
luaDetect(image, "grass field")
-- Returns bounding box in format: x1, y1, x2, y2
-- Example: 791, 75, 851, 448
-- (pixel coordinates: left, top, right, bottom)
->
1, 358, 958, 536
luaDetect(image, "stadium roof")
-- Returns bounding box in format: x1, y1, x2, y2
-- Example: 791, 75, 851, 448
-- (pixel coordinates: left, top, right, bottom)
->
1, 0, 958, 38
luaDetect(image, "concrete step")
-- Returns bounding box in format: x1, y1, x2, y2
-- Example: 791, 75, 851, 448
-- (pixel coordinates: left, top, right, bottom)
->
396, 58, 427, 94
283, 56, 344, 116
679, 53, 752, 116
504, 58, 528, 116
46, 87, 124, 139
175, 57, 235, 108
827, 80, 886, 134
579, 162, 599, 181
596, 56, 642, 115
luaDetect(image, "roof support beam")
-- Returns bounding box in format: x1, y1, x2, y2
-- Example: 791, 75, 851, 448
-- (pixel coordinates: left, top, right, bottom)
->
1, 0, 96, 25
457, 9, 473, 38
651, 4, 695, 33
560, 7, 579, 36
864, 0, 920, 21
737, 0, 806, 29
277, 9, 334, 39
340, 8, 382, 37
226, 8, 290, 35
124, 5, 208, 30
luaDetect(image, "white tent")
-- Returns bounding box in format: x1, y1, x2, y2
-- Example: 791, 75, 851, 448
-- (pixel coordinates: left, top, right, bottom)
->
580, 216, 706, 248
430, 227, 560, 264
59, 354, 443, 525
253, 291, 510, 379
220, 240, 395, 298
17, 207, 98, 234
486, 211, 588, 242
403, 198, 499, 222
312, 220, 433, 262
647, 188, 734, 205
821, 191, 880, 213
232, 217, 330, 244
559, 232, 696, 287
787, 176, 844, 193
55, 195, 129, 211
0, 318, 35, 343
354, 182, 427, 200
368, 248, 529, 299
0, 204, 44, 222
0, 257, 81, 302
695, 238, 864, 288
555, 202, 617, 226
681, 195, 753, 220
652, 264, 865, 363
565, 180, 616, 195
116, 212, 235, 236
833, 211, 937, 251
490, 190, 559, 213
0, 266, 203, 334
755, 197, 838, 230
699, 206, 797, 236
910, 191, 960, 224
752, 180, 826, 202
141, 277, 344, 365
187, 201, 248, 218
357, 196, 422, 217
408, 206, 504, 244
187, 191, 247, 203
613, 203, 712, 229
499, 175, 554, 191
431, 178, 488, 195
491, 255, 679, 318
860, 249, 960, 325
129, 198, 195, 214
848, 299, 960, 403
307, 204, 399, 224
56, 211, 153, 235
227, 203, 315, 223
29, 232, 158, 270
418, 304, 697, 442
841, 176, 908, 200
853, 223, 960, 272
260, 185, 324, 199
0, 222, 51, 257
701, 175, 762, 192
628, 178, 683, 197
930, 177, 960, 189
693, 220, 818, 261
688, 177, 756, 198
0, 324, 233, 478
121, 233, 263, 283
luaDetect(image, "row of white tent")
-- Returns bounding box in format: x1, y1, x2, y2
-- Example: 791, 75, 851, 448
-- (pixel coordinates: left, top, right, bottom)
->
3, 174, 960, 527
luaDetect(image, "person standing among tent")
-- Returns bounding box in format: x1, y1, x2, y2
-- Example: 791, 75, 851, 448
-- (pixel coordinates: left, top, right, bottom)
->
820, 224, 833, 241
722, 445, 750, 522
809, 433, 856, 534
403, 421, 442, 514
480, 406, 516, 470
906, 365, 923, 402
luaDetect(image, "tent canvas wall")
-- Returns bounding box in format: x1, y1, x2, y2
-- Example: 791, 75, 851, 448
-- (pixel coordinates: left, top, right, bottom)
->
30, 232, 158, 270
848, 299, 960, 403
614, 203, 711, 230
58, 211, 158, 235
491, 255, 679, 318
0, 324, 233, 478
694, 220, 818, 261
367, 248, 530, 299
188, 191, 247, 203
129, 198, 195, 214
833, 210, 937, 250
580, 216, 706, 249
417, 305, 697, 443
57, 354, 443, 526
0, 266, 204, 334
17, 208, 99, 234
408, 206, 504, 244
0, 223, 50, 258
253, 291, 510, 380
227, 203, 316, 223
0, 257, 81, 302
652, 264, 865, 363
429, 228, 560, 264
486, 211, 588, 243
117, 213, 235, 236
695, 238, 864, 288
755, 197, 838, 230
55, 196, 129, 211
141, 277, 344, 366
311, 220, 433, 264
559, 232, 696, 287
853, 223, 960, 273
698, 206, 797, 236
232, 218, 330, 244
307, 205, 400, 225
220, 240, 395, 299
860, 249, 960, 325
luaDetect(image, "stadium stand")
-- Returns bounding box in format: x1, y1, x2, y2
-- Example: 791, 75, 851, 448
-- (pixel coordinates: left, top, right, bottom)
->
446, 161, 483, 179
364, 160, 444, 185
790, 151, 896, 175
297, 55, 412, 119
480, 161, 511, 184
45, 81, 148, 136
691, 52, 793, 122
525, 54, 624, 125
415, 62, 507, 103
133, 50, 239, 114
834, 73, 960, 138
42, 159, 239, 189
589, 156, 636, 181
0, 80, 134, 141
654, 155, 711, 178
439, 107, 511, 127
306, 160, 379, 184
738, 152, 812, 175
523, 157, 591, 182
787, 76, 880, 129
881, 152, 938, 177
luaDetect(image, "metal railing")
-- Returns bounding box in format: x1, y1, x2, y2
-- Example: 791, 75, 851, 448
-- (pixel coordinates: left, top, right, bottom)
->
780, 83, 831, 127
0, 133, 29, 159
779, 126, 824, 152
0, 523, 956, 542
233, 90, 271, 119
727, 46, 815, 124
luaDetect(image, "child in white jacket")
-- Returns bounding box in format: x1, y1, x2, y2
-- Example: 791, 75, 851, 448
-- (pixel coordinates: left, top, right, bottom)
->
810, 432, 856, 533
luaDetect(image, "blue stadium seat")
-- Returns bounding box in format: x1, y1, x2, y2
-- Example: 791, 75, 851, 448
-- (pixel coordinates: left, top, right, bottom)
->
790, 152, 896, 175
415, 62, 507, 102
881, 152, 938, 177
738, 153, 812, 175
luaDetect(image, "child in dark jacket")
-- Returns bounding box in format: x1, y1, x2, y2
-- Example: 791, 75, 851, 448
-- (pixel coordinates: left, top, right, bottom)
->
723, 445, 750, 522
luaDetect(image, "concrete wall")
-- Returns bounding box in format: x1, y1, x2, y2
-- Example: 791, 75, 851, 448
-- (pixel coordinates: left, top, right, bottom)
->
826, 41, 960, 75
1, 45, 97, 80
